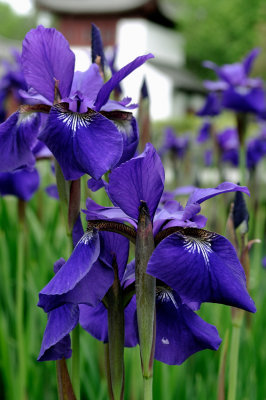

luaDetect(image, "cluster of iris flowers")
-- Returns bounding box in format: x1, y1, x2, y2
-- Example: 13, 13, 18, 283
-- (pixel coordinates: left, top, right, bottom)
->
0, 23, 257, 400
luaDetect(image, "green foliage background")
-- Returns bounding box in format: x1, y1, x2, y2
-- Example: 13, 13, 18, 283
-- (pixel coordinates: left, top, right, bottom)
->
178, 0, 266, 79
0, 3, 37, 40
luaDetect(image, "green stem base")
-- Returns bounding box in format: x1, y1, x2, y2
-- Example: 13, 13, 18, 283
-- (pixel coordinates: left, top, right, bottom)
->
143, 376, 153, 400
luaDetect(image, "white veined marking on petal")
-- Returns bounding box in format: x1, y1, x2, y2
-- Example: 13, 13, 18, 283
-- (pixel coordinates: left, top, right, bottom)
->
156, 287, 179, 310
183, 235, 214, 266
17, 111, 36, 126
113, 119, 131, 136
162, 337, 170, 345
79, 230, 94, 245
57, 111, 92, 136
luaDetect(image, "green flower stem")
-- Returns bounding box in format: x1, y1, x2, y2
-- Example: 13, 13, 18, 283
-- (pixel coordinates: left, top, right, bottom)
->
56, 359, 76, 400
239, 141, 246, 186
228, 313, 243, 400
54, 161, 81, 399
236, 113, 248, 186
143, 376, 153, 400
217, 329, 229, 400
105, 259, 125, 400
135, 201, 156, 397
71, 326, 80, 400
16, 199, 26, 400
227, 112, 248, 400
104, 344, 114, 400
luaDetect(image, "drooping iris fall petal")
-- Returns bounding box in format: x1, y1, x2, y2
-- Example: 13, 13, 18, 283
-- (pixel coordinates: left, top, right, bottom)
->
147, 229, 256, 312
38, 103, 123, 180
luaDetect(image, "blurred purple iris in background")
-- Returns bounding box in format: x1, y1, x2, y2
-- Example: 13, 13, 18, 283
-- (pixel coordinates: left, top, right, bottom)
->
0, 168, 39, 201
0, 49, 27, 122
203, 49, 265, 114
158, 127, 190, 160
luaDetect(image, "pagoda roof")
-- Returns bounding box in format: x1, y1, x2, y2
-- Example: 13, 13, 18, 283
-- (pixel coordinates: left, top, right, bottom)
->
35, 0, 178, 26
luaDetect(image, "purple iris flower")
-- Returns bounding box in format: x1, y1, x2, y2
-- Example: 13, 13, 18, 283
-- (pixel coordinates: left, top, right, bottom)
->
158, 127, 190, 159
204, 149, 213, 166
204, 49, 265, 114
84, 143, 255, 316
0, 49, 27, 122
216, 128, 239, 167
196, 93, 222, 117
0, 25, 153, 181
246, 129, 266, 169
0, 168, 40, 201
197, 121, 212, 143
106, 45, 123, 96
80, 258, 222, 366
160, 186, 196, 205
38, 229, 136, 361
0, 26, 153, 179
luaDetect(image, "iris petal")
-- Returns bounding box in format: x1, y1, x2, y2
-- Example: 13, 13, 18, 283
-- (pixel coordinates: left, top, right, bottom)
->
187, 182, 250, 206
94, 53, 154, 111
108, 143, 165, 220
100, 111, 139, 166
0, 168, 40, 201
39, 103, 123, 180
22, 25, 75, 102
38, 230, 100, 312
155, 290, 221, 365
222, 86, 265, 114
70, 64, 103, 99
0, 111, 40, 172
79, 295, 138, 347
83, 198, 137, 227
38, 304, 79, 361
147, 229, 256, 312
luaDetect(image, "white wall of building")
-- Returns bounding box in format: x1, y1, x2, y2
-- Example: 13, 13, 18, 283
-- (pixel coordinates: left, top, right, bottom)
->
72, 18, 186, 121
116, 19, 185, 121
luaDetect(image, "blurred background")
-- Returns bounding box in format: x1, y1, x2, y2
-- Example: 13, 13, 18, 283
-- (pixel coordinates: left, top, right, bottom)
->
0, 1, 265, 399
0, 0, 265, 120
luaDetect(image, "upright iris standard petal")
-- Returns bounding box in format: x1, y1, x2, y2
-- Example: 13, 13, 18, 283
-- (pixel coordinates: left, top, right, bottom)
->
243, 48, 260, 75
0, 168, 40, 201
38, 103, 123, 180
38, 230, 101, 312
0, 111, 40, 172
155, 289, 221, 365
108, 143, 165, 220
38, 304, 79, 361
22, 25, 75, 103
147, 230, 256, 312
70, 64, 103, 99
94, 53, 154, 111
83, 198, 137, 227
187, 182, 250, 206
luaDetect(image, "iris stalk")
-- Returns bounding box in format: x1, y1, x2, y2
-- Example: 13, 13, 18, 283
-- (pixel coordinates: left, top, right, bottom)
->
55, 161, 81, 400
16, 199, 26, 400
228, 312, 243, 400
227, 112, 248, 400
135, 201, 156, 400
105, 258, 125, 400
